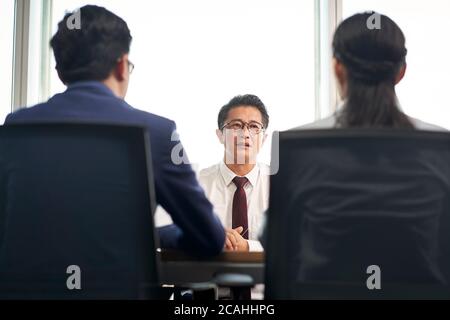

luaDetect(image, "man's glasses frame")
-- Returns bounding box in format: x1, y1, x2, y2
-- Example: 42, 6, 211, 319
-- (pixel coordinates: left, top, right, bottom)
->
221, 120, 265, 135
127, 60, 135, 74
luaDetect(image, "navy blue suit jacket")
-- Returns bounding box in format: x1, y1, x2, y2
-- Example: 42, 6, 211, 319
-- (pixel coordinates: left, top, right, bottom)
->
4, 81, 225, 256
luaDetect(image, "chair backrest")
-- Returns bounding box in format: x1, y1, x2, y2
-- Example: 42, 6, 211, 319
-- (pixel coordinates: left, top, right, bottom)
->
0, 123, 159, 299
265, 129, 450, 299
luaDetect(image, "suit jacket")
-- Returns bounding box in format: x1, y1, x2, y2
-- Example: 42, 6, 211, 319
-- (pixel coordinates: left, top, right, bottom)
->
4, 81, 225, 256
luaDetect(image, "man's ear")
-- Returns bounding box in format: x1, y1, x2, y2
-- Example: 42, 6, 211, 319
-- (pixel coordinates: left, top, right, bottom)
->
114, 54, 128, 81
395, 63, 407, 85
216, 129, 225, 145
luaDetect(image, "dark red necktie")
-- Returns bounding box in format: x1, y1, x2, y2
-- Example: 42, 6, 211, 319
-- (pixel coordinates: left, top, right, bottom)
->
231, 176, 252, 299
232, 177, 249, 240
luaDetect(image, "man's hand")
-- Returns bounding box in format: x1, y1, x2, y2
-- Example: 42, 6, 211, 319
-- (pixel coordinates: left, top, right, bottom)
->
224, 227, 249, 252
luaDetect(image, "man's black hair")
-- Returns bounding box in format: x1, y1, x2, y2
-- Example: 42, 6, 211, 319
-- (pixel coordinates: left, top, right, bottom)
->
218, 94, 269, 129
50, 5, 132, 84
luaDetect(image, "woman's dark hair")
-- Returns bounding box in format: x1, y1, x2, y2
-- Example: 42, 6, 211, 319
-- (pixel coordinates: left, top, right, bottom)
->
50, 5, 132, 84
333, 12, 413, 128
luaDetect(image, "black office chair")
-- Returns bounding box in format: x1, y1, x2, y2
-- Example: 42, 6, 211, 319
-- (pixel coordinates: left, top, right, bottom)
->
265, 129, 450, 299
212, 273, 254, 300
0, 123, 163, 299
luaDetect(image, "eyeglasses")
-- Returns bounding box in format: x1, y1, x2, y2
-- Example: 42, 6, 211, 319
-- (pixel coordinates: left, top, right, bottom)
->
221, 120, 265, 135
127, 60, 135, 74
117, 57, 135, 74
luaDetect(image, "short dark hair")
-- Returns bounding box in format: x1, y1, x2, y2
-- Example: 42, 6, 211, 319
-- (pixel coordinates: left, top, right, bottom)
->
50, 5, 132, 84
218, 94, 269, 130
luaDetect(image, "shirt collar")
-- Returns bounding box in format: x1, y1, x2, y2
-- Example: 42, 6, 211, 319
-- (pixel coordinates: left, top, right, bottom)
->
219, 161, 260, 187
65, 81, 117, 98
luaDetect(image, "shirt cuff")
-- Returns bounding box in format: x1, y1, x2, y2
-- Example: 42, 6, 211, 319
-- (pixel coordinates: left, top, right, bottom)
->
248, 240, 264, 252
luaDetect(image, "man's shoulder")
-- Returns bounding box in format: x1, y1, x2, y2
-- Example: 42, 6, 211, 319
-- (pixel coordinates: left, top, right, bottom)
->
198, 163, 224, 190
5, 95, 176, 131
129, 106, 175, 129
5, 102, 47, 123
258, 163, 271, 176
199, 163, 221, 179
257, 163, 271, 189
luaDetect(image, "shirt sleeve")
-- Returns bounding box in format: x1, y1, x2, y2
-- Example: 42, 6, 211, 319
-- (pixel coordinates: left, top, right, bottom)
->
248, 240, 264, 252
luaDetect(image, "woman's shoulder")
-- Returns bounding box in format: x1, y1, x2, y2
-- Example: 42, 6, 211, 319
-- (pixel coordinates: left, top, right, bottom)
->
291, 113, 448, 132
408, 116, 448, 132
290, 114, 337, 131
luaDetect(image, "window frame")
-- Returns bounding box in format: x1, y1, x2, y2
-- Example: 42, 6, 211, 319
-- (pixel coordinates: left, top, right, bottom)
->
315, 0, 343, 119
12, 0, 52, 111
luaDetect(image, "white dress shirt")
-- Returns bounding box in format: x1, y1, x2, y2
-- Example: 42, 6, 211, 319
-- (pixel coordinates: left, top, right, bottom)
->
198, 161, 270, 252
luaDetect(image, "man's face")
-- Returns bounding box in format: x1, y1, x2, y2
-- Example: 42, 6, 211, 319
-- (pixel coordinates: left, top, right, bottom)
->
217, 106, 267, 165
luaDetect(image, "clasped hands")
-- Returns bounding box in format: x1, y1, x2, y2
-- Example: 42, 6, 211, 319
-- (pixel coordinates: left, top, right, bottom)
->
224, 226, 249, 252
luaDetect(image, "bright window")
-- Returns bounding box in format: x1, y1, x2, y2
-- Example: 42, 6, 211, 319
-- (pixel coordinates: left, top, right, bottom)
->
50, 0, 316, 169
343, 0, 450, 129
0, 0, 15, 124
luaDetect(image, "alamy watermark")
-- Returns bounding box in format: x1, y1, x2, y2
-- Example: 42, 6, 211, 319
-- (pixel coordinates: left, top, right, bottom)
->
63, 264, 381, 293
66, 265, 81, 290
366, 265, 381, 290
66, 9, 81, 30
366, 12, 381, 30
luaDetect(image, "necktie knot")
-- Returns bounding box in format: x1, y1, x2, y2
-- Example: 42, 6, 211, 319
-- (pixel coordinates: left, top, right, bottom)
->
233, 176, 248, 189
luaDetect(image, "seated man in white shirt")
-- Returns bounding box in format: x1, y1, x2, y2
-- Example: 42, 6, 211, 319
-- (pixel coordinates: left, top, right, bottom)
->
198, 94, 270, 252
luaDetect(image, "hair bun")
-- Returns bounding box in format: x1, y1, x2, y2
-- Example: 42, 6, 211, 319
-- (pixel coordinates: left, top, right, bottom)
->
335, 50, 404, 84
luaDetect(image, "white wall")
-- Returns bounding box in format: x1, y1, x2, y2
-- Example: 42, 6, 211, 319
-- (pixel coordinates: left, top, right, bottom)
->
50, 0, 317, 170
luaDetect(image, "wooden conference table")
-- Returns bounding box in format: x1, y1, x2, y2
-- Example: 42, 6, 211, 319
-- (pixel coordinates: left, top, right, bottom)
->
159, 250, 265, 285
